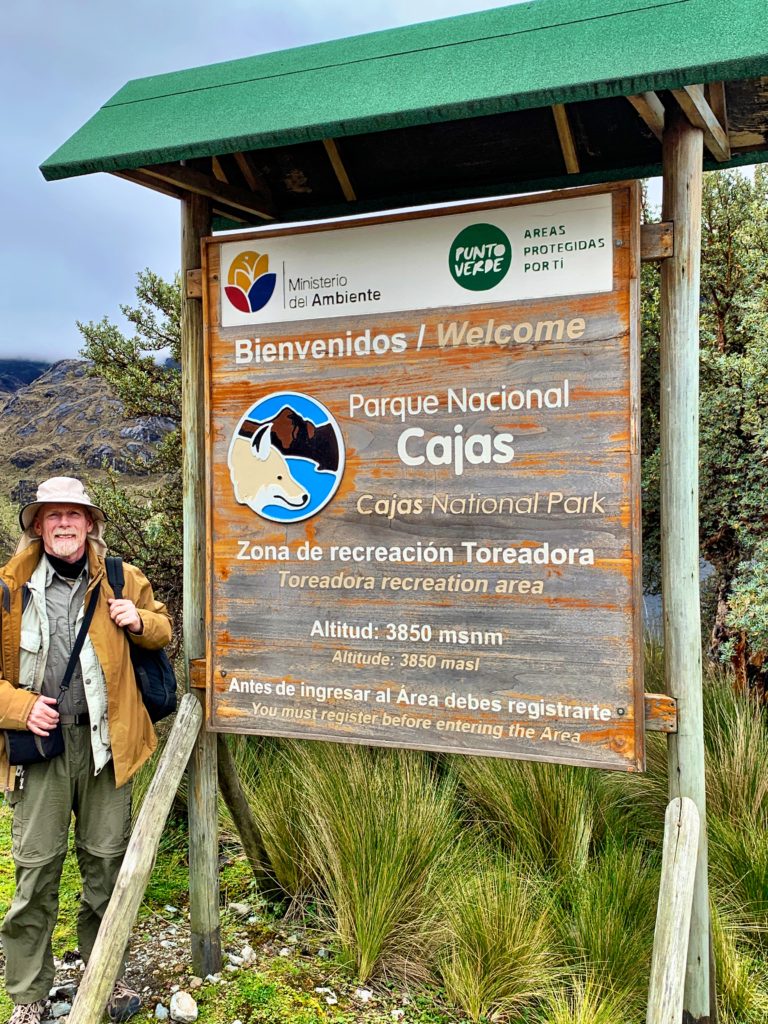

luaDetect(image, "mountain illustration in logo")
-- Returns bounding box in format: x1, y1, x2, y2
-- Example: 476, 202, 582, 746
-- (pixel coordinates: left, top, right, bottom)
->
225, 250, 277, 313
228, 393, 344, 523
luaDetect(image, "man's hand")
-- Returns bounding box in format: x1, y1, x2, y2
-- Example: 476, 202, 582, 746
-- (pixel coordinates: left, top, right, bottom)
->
108, 598, 144, 635
26, 695, 60, 737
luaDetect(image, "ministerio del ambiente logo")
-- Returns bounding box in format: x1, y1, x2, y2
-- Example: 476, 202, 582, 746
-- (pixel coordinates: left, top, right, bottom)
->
449, 223, 512, 291
225, 250, 277, 313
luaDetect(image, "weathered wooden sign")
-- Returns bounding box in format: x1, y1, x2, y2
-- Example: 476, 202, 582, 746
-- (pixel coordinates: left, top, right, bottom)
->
203, 182, 643, 771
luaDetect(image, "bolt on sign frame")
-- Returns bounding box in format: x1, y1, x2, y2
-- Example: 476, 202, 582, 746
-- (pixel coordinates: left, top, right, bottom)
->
203, 181, 644, 773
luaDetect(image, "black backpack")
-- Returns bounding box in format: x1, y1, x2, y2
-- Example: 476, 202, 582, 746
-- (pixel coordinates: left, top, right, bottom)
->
105, 556, 177, 723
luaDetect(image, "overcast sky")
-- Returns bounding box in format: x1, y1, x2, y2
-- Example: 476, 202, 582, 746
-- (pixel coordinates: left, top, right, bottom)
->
0, 1, 664, 363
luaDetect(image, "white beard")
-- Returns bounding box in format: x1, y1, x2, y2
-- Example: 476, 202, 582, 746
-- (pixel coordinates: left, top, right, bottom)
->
50, 535, 82, 559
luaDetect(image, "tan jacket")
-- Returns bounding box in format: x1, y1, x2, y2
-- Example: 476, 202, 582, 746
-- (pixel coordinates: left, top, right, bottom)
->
0, 540, 172, 790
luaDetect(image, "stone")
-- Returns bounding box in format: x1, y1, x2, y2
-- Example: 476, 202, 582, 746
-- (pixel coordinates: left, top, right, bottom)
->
189, 977, 203, 989
50, 1001, 72, 1018
155, 1005, 169, 1021
170, 991, 199, 1023
228, 903, 252, 919
355, 988, 373, 1003
317, 947, 331, 959
49, 986, 76, 1001
225, 965, 239, 973
164, 905, 179, 915
278, 947, 291, 957
240, 945, 256, 964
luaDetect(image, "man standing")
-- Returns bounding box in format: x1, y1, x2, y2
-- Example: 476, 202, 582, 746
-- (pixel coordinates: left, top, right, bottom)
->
0, 477, 172, 1024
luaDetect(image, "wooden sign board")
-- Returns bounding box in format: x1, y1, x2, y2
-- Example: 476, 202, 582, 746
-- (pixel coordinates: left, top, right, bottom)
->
203, 182, 644, 771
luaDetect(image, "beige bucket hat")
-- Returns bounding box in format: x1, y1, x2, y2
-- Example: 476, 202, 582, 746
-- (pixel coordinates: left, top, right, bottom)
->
17, 477, 107, 556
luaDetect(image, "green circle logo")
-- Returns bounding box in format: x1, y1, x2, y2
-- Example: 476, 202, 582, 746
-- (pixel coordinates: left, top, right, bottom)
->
449, 223, 511, 291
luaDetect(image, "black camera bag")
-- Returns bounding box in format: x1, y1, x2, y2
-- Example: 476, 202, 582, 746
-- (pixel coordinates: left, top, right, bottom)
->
105, 557, 177, 723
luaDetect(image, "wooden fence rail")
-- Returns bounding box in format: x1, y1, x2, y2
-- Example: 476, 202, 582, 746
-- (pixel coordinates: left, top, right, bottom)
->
646, 797, 701, 1024
68, 693, 203, 1024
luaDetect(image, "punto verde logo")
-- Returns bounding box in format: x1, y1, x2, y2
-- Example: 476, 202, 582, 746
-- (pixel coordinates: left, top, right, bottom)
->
449, 224, 511, 291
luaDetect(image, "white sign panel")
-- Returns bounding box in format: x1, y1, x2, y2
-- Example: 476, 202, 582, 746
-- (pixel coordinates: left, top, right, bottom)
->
221, 193, 613, 328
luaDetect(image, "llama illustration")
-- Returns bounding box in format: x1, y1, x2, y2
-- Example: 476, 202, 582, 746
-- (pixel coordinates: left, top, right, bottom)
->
228, 423, 309, 515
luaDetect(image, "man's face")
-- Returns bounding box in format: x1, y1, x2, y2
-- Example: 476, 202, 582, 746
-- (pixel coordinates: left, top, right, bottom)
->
34, 504, 93, 562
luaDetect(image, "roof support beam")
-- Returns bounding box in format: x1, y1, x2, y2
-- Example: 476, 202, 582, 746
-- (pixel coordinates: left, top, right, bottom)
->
211, 156, 229, 184
551, 104, 579, 174
140, 162, 275, 220
705, 82, 728, 138
233, 152, 273, 205
114, 168, 259, 224
323, 139, 357, 201
671, 84, 730, 161
627, 92, 665, 141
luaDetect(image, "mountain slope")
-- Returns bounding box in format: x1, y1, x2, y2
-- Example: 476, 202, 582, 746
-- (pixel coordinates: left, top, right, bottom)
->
0, 360, 175, 503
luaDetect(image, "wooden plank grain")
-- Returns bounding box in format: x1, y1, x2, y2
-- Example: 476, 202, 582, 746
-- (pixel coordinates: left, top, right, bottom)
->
204, 185, 644, 772
646, 798, 700, 1023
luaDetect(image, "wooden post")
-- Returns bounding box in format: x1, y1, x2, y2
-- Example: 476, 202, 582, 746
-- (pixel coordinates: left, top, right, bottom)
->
216, 734, 279, 893
181, 192, 222, 977
646, 798, 701, 1024
660, 106, 711, 1023
68, 695, 203, 1024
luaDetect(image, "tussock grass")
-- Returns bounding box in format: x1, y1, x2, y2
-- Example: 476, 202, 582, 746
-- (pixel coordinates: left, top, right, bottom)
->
552, 838, 659, 1014
710, 818, 768, 933
452, 756, 601, 876
434, 852, 553, 1021
298, 742, 459, 983
238, 739, 314, 903
703, 674, 768, 828
537, 972, 642, 1024
173, 644, 767, 1023
712, 902, 768, 1023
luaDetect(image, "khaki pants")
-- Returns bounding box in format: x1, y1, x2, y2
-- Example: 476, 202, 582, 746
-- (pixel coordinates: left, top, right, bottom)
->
1, 725, 132, 1004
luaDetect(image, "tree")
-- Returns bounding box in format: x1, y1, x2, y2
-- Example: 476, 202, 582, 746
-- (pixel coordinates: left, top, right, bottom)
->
77, 270, 183, 652
641, 168, 768, 692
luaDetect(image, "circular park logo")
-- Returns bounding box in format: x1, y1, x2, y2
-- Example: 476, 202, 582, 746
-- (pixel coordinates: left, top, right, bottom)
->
227, 392, 345, 523
449, 223, 511, 291
225, 250, 277, 313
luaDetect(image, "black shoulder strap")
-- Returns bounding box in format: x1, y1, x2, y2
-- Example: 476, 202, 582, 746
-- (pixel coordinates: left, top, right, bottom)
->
22, 584, 31, 613
58, 582, 101, 699
105, 556, 125, 600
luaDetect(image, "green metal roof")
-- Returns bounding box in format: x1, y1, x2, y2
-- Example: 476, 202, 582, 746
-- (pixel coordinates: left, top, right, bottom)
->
41, 0, 768, 181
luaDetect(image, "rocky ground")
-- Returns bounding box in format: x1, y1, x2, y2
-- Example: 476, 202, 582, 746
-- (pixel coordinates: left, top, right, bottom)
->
5, 899, 426, 1024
